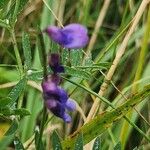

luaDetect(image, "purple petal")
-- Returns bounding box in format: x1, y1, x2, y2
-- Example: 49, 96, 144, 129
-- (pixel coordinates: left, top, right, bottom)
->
48, 53, 60, 67
62, 113, 72, 123
51, 65, 64, 73
46, 100, 72, 123
42, 80, 58, 95
58, 87, 68, 103
63, 24, 88, 35
45, 26, 63, 44
61, 24, 89, 49
45, 24, 89, 49
48, 53, 64, 73
65, 99, 76, 111
50, 74, 61, 85
50, 101, 65, 118
45, 99, 57, 109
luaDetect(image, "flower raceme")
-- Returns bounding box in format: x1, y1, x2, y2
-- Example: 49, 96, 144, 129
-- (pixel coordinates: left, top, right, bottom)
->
42, 76, 76, 123
41, 53, 76, 123
45, 23, 89, 49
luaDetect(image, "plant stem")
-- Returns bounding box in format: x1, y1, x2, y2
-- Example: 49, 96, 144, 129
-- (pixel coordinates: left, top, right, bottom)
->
12, 0, 20, 25
38, 106, 47, 149
10, 29, 23, 76
108, 128, 116, 145
123, 116, 150, 142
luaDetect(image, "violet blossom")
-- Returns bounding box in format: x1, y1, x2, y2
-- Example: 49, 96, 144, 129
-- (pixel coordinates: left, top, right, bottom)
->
42, 53, 76, 123
45, 23, 89, 49
48, 53, 64, 73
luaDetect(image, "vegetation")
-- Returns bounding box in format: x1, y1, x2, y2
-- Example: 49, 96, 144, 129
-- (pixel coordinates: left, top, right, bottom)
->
0, 0, 150, 149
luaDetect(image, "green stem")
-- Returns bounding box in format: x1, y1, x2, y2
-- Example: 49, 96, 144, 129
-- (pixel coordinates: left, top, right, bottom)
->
38, 106, 47, 149
62, 76, 115, 108
0, 19, 11, 29
17, 92, 24, 108
12, 0, 20, 26
108, 128, 116, 145
123, 116, 150, 142
10, 29, 23, 76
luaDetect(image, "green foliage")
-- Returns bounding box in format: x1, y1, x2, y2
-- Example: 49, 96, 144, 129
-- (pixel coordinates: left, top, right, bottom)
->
0, 0, 150, 149
22, 32, 32, 70
7, 78, 27, 106
0, 0, 10, 9
6, 0, 29, 25
70, 50, 83, 66
0, 98, 12, 108
14, 137, 25, 150
74, 133, 83, 150
0, 107, 30, 116
64, 66, 91, 79
92, 137, 101, 150
114, 142, 122, 150
35, 130, 44, 150
51, 131, 62, 150
0, 135, 14, 150
62, 85, 150, 149
5, 120, 18, 136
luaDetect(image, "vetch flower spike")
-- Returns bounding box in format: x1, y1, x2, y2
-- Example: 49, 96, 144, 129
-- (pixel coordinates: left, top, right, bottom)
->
45, 23, 89, 49
42, 75, 76, 123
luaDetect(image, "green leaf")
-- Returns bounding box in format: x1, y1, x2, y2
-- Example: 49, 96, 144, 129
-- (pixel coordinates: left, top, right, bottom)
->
64, 66, 90, 79
114, 142, 121, 150
0, 0, 10, 9
37, 28, 47, 77
14, 108, 30, 116
74, 133, 83, 150
0, 98, 12, 108
22, 32, 32, 70
0, 107, 13, 115
35, 130, 44, 150
10, 0, 29, 16
0, 19, 10, 29
51, 131, 62, 150
84, 54, 93, 66
0, 107, 30, 116
6, 0, 29, 24
0, 134, 14, 150
14, 137, 25, 150
61, 85, 150, 149
7, 78, 27, 106
5, 120, 18, 136
27, 71, 43, 81
62, 50, 69, 65
79, 62, 111, 71
92, 137, 101, 150
70, 50, 83, 66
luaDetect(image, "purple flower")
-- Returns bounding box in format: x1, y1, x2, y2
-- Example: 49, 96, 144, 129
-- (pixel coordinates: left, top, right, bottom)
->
42, 75, 76, 123
45, 23, 89, 49
48, 53, 64, 73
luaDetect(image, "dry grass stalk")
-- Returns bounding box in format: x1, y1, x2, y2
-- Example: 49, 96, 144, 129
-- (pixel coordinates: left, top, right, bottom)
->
85, 0, 150, 123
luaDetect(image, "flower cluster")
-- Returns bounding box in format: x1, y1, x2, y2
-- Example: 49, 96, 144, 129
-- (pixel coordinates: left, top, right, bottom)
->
45, 23, 89, 49
42, 53, 76, 123
42, 23, 89, 122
